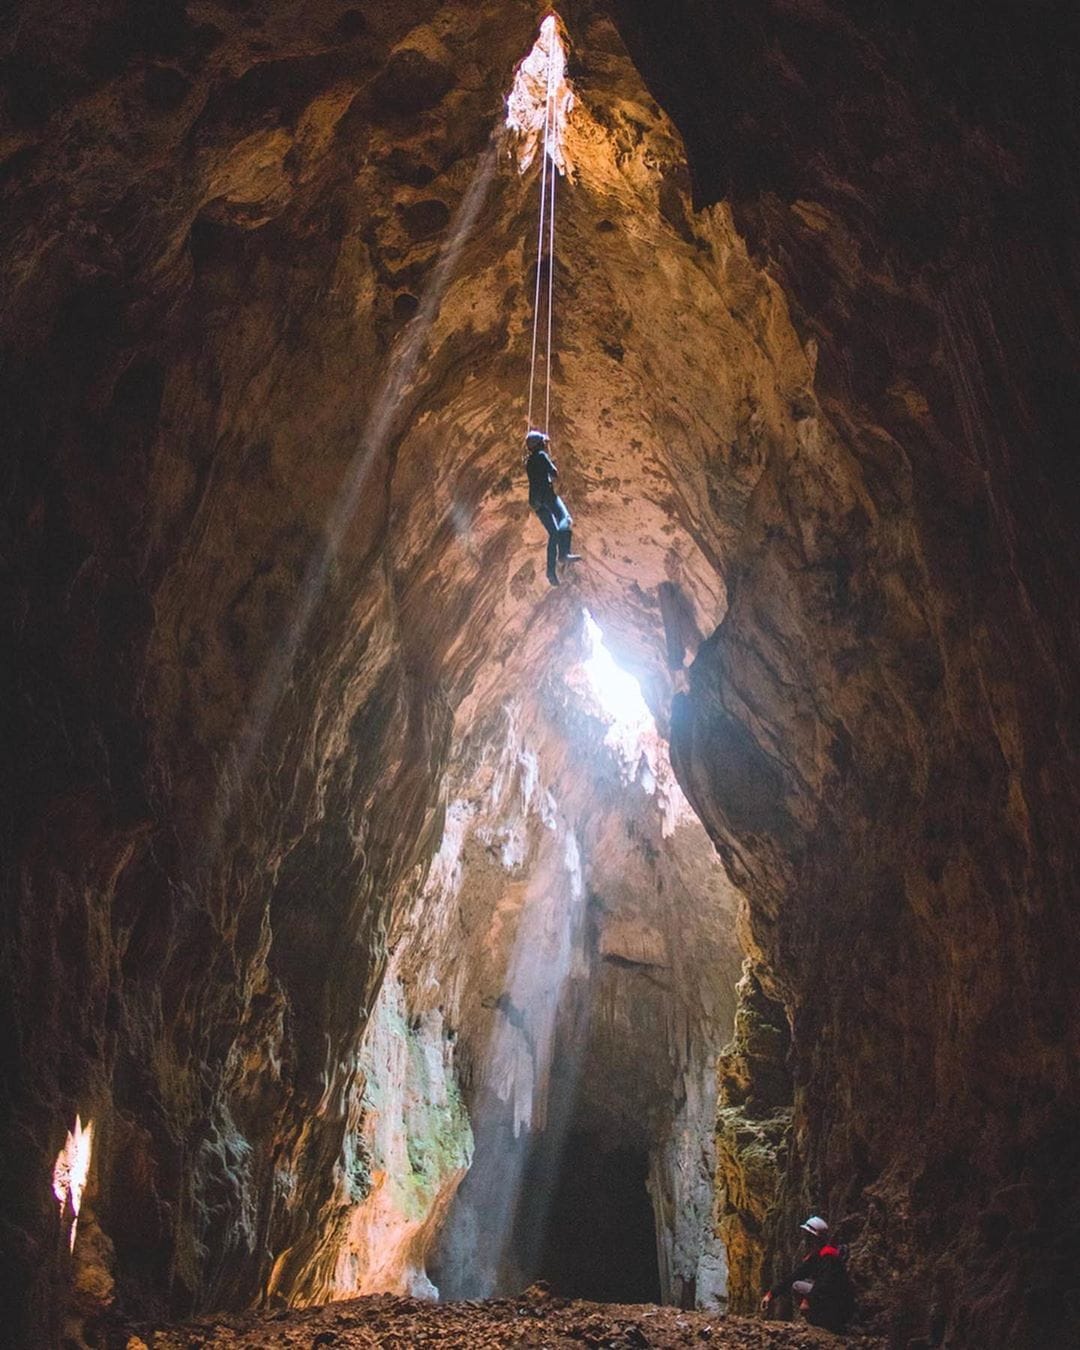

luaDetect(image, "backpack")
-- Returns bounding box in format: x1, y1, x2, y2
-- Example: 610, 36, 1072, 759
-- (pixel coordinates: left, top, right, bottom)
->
809, 1244, 855, 1331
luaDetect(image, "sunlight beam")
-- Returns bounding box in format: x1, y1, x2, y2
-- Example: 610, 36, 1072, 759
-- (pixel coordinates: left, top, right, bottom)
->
580, 610, 652, 734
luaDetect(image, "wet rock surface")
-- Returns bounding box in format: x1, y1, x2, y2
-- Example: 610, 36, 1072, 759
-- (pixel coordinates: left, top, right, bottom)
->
714, 968, 792, 1315
119, 1289, 885, 1349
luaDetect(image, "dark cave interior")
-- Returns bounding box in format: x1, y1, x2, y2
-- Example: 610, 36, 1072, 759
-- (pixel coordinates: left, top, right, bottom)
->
536, 1137, 662, 1305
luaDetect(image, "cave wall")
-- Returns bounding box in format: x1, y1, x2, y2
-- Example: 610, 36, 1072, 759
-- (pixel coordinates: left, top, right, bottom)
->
612, 1, 1080, 1344
297, 973, 473, 1305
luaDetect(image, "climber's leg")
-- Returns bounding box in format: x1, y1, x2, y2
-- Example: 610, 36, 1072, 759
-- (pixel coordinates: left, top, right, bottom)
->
534, 506, 560, 585
552, 498, 581, 563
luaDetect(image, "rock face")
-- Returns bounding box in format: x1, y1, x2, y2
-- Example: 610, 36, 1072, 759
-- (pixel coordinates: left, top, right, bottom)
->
714, 965, 792, 1315
616, 0, 1080, 1343
2, 2, 1078, 1347
269, 972, 473, 1306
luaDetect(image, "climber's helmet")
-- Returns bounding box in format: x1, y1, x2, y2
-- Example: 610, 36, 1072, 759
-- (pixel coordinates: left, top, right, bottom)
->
525, 429, 549, 452
800, 1215, 829, 1239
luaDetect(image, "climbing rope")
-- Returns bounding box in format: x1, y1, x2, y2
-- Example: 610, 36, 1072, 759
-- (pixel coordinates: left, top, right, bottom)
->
526, 29, 559, 437
545, 141, 556, 434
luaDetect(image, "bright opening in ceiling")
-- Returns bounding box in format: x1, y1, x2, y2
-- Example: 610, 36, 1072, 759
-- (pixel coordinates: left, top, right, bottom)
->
506, 13, 573, 174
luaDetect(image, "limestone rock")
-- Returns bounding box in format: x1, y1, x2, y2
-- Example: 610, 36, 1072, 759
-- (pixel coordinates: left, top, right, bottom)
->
714, 965, 793, 1313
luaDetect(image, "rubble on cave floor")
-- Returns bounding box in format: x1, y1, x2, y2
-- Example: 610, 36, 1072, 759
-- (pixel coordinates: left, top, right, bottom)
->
117, 1289, 885, 1349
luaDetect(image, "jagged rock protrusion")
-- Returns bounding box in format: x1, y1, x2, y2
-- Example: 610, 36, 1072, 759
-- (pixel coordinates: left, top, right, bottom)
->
714, 964, 792, 1312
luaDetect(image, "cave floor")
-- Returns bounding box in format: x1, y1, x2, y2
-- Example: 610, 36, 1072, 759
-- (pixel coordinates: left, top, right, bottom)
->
119, 1291, 885, 1349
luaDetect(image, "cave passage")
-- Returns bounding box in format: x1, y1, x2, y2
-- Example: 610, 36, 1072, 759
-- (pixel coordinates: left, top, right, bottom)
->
426, 609, 731, 1308
535, 1136, 662, 1304
432, 1067, 665, 1306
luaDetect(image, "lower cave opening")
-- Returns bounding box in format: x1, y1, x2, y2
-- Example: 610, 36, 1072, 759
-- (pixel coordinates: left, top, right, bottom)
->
430, 1109, 663, 1307
534, 1134, 661, 1304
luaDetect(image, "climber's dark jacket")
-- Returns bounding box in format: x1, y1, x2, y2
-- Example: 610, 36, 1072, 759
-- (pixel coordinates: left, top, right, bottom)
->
768, 1243, 854, 1332
526, 448, 559, 510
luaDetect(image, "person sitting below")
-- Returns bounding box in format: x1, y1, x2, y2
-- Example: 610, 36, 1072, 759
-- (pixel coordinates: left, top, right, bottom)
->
524, 428, 581, 586
760, 1215, 854, 1332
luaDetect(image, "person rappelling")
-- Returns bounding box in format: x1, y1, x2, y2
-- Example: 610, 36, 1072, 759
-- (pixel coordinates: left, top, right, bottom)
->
525, 429, 580, 585
513, 16, 580, 588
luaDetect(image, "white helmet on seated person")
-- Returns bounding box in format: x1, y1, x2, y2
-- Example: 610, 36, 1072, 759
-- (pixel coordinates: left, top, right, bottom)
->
800, 1215, 829, 1237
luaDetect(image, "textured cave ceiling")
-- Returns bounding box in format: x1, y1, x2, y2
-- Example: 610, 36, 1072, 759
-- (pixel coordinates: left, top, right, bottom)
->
2, 2, 1079, 1347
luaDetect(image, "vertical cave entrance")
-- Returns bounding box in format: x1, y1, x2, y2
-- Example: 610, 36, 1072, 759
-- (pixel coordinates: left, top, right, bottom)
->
276, 4, 775, 1314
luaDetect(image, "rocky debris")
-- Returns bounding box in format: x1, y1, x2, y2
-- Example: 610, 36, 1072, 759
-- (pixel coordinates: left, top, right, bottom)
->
118, 1292, 885, 1349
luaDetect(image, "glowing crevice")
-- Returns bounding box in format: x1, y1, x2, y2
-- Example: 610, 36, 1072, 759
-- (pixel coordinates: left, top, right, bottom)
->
569, 610, 699, 837
580, 610, 653, 739
52, 1115, 94, 1252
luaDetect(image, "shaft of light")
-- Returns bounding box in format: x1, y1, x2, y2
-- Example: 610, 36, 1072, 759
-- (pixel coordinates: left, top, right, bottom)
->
199, 141, 499, 865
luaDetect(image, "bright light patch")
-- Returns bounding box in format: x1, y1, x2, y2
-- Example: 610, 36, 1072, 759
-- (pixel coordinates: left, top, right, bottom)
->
506, 14, 573, 174
580, 610, 652, 738
571, 611, 699, 836
53, 1115, 94, 1252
